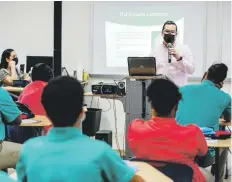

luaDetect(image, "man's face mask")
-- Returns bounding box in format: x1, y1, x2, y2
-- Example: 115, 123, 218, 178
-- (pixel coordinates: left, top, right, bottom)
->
13, 57, 19, 65
163, 34, 175, 44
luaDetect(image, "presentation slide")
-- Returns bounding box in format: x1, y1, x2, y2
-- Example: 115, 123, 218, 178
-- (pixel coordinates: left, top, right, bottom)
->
92, 2, 205, 75
105, 18, 184, 67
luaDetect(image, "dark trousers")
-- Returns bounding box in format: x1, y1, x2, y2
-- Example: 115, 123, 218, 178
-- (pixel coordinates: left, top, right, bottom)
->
7, 126, 42, 144
196, 149, 228, 182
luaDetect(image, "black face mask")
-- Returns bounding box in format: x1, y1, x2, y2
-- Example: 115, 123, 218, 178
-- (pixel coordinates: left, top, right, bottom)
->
13, 57, 18, 65
164, 34, 175, 44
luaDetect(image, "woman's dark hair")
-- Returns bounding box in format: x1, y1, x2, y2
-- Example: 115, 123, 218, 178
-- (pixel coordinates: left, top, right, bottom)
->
207, 63, 228, 84
162, 20, 178, 32
32, 63, 54, 82
0, 49, 14, 69
147, 78, 182, 116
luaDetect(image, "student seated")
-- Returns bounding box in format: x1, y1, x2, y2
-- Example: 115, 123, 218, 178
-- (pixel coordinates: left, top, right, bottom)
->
18, 63, 54, 134
176, 63, 231, 130
0, 49, 30, 86
127, 78, 211, 182
175, 63, 231, 179
7, 63, 54, 143
16, 76, 143, 182
0, 87, 22, 169
0, 171, 16, 182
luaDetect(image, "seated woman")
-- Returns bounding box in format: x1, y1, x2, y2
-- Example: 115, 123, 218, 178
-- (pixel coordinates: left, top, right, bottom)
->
8, 63, 54, 143
0, 49, 30, 86
127, 78, 213, 182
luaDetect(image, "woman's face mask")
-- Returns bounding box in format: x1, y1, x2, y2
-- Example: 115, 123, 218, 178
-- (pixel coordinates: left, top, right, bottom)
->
13, 57, 19, 65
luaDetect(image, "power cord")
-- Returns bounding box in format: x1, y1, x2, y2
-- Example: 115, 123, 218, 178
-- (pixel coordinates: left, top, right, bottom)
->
90, 96, 94, 108
113, 96, 122, 157
102, 99, 112, 112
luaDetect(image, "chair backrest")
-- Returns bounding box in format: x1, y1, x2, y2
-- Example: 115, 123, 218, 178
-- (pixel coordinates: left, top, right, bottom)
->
130, 158, 193, 182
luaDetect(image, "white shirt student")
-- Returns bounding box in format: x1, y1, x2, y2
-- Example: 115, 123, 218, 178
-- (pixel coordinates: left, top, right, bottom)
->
149, 21, 195, 86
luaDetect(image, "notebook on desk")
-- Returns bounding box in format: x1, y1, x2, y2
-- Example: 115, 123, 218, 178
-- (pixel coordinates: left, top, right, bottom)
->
123, 160, 139, 171
22, 119, 40, 124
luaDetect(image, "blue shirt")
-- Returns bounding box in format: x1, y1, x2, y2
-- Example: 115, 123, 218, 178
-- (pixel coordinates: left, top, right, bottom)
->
0, 171, 16, 182
16, 127, 135, 182
0, 88, 21, 140
176, 80, 231, 130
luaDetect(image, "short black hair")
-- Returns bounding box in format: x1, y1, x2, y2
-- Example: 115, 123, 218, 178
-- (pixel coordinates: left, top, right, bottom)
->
207, 63, 228, 84
41, 76, 84, 127
32, 63, 54, 82
147, 78, 182, 116
162, 20, 178, 32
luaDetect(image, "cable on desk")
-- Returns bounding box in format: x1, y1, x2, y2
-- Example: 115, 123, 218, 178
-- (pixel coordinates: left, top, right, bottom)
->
113, 96, 122, 157
90, 96, 94, 108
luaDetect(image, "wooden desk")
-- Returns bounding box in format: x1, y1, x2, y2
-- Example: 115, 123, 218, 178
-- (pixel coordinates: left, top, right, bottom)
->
207, 138, 231, 148
127, 75, 166, 80
206, 138, 231, 181
3, 86, 24, 93
20, 115, 51, 127
84, 92, 124, 98
130, 161, 172, 182
10, 161, 172, 182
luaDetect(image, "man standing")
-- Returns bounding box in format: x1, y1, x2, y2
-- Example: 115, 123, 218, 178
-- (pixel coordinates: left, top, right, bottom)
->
149, 20, 195, 86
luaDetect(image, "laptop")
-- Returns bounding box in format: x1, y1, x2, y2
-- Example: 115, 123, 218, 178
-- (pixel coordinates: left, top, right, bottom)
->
128, 57, 156, 76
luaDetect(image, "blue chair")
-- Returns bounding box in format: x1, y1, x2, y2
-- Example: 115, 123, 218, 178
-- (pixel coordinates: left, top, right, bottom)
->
130, 158, 193, 182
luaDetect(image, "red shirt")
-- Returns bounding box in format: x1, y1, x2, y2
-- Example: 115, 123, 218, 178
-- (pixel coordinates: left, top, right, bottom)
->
127, 117, 208, 182
18, 81, 52, 134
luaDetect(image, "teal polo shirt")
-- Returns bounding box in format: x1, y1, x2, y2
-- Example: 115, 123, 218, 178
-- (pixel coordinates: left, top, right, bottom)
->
0, 88, 21, 140
176, 80, 231, 130
0, 171, 16, 182
16, 127, 135, 182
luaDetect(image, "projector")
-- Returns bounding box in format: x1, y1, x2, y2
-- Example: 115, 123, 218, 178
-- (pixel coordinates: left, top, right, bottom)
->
92, 82, 125, 95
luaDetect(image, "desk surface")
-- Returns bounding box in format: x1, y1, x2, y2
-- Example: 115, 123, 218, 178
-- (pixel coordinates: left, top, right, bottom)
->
9, 161, 172, 182
84, 92, 124, 98
2, 87, 122, 98
20, 115, 51, 127
130, 161, 172, 182
207, 138, 231, 148
3, 86, 24, 92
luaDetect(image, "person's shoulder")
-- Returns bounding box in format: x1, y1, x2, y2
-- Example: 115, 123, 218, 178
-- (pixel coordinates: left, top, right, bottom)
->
176, 43, 189, 49
0, 68, 9, 73
81, 134, 111, 151
176, 124, 203, 138
184, 124, 202, 134
179, 83, 199, 92
0, 87, 11, 98
129, 119, 146, 128
151, 43, 164, 52
218, 90, 231, 104
22, 136, 47, 151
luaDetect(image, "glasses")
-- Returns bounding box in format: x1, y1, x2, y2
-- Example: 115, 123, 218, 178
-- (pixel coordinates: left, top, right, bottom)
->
163, 29, 176, 35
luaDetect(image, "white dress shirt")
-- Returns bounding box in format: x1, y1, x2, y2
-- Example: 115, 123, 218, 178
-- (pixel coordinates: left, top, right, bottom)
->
149, 43, 195, 86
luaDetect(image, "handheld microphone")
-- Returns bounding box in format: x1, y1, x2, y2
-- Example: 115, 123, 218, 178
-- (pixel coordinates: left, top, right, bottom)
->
167, 43, 172, 63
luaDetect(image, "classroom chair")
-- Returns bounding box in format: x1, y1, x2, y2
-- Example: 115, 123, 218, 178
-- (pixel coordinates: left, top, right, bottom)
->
130, 157, 193, 182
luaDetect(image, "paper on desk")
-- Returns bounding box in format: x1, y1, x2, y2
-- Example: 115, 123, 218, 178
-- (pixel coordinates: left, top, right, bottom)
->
22, 119, 40, 124
123, 160, 139, 171
206, 140, 218, 144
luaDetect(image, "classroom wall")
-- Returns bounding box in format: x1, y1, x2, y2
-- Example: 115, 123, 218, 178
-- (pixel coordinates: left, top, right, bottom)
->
0, 2, 231, 150
0, 1, 53, 65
